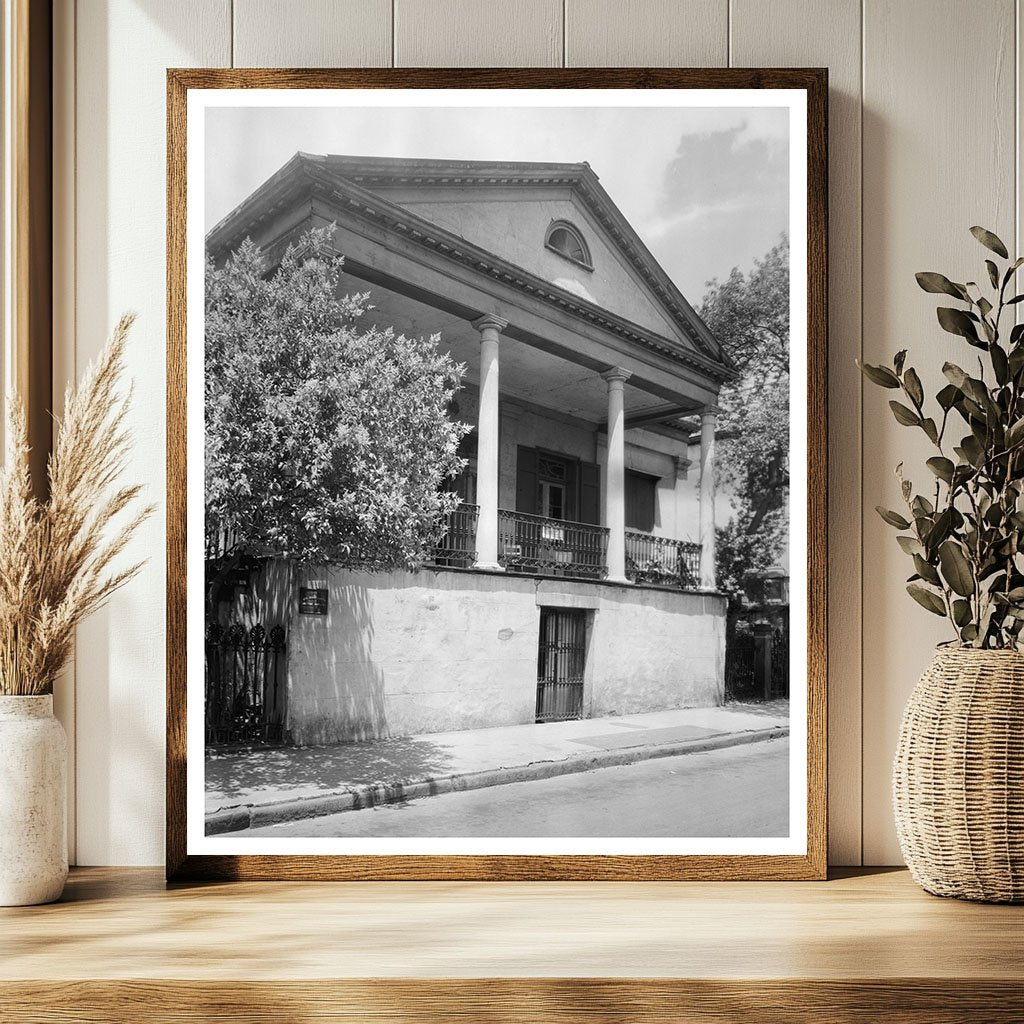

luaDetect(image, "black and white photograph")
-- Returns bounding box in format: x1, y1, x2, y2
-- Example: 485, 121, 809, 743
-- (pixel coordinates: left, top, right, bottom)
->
186, 85, 811, 860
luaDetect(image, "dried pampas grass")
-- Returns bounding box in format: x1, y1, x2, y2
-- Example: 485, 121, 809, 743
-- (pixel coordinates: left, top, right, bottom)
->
0, 313, 153, 696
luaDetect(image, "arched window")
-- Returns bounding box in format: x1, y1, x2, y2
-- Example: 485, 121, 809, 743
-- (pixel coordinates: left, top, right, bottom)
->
545, 221, 593, 270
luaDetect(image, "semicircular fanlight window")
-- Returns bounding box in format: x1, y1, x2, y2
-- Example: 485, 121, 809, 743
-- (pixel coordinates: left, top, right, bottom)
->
545, 222, 592, 269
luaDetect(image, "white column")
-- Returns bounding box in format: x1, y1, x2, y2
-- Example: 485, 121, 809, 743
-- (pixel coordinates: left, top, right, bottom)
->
672, 455, 691, 538
602, 367, 632, 583
472, 314, 507, 571
699, 408, 718, 590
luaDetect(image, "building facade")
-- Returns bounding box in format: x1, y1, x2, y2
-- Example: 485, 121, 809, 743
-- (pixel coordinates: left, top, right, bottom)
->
207, 154, 736, 746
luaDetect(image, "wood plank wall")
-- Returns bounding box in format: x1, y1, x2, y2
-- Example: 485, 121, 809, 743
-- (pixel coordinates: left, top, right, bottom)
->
53, 0, 1022, 866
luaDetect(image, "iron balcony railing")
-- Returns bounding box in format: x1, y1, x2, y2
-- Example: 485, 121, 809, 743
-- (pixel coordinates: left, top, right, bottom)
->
425, 502, 479, 568
424, 505, 702, 590
497, 508, 608, 580
625, 529, 701, 589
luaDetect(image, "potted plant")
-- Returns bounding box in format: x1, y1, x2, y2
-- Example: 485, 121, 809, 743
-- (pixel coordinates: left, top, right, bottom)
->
0, 315, 150, 906
859, 227, 1024, 902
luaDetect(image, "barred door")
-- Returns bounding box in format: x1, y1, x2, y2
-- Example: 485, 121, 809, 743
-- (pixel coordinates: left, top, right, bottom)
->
536, 609, 586, 722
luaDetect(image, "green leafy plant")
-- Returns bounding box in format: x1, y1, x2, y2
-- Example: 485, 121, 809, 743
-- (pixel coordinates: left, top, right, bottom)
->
205, 226, 469, 609
859, 226, 1024, 648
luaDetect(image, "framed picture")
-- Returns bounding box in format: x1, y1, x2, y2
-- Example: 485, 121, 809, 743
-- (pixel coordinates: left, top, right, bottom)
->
167, 68, 827, 881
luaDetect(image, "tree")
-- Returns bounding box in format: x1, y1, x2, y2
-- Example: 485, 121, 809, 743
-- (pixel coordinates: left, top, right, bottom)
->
700, 235, 790, 603
205, 226, 469, 605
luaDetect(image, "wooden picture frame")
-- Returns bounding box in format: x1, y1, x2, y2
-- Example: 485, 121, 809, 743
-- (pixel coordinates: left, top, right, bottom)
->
4, 0, 53, 496
167, 68, 827, 882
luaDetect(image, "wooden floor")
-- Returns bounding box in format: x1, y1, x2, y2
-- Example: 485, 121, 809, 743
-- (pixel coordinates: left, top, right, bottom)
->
2, 867, 1022, 1022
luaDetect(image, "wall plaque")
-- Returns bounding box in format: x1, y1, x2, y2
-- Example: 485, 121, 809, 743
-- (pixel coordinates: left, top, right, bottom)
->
298, 586, 328, 616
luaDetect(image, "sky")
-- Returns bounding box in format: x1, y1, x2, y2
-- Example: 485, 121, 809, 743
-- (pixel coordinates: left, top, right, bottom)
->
205, 103, 789, 305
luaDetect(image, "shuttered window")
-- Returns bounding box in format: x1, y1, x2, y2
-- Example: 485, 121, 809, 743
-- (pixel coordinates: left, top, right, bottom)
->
578, 461, 600, 525
625, 470, 658, 532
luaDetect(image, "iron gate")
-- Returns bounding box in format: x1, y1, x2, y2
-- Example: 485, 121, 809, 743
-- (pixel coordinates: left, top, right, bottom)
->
770, 627, 789, 698
536, 608, 587, 722
205, 622, 286, 744
725, 629, 756, 700
725, 625, 789, 702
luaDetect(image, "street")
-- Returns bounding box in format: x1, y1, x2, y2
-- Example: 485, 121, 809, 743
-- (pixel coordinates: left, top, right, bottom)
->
240, 735, 790, 838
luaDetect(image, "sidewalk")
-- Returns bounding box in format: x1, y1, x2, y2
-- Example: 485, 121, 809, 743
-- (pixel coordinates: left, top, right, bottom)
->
205, 701, 790, 834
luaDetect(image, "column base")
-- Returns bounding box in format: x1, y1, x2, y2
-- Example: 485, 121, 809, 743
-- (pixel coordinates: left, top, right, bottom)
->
605, 574, 631, 585
472, 561, 505, 572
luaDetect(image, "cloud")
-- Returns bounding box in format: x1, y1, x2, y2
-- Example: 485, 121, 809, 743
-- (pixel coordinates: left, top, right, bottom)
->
639, 122, 789, 300
644, 196, 753, 239
654, 123, 788, 227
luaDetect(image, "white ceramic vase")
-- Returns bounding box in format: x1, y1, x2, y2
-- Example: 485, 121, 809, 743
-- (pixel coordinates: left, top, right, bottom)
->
0, 694, 68, 906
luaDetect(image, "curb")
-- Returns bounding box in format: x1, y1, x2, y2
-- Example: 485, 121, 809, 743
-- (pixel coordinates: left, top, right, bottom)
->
205, 724, 789, 835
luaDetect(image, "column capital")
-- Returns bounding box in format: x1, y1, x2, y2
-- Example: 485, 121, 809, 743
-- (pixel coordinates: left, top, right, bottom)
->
700, 404, 724, 423
601, 366, 632, 387
472, 314, 509, 335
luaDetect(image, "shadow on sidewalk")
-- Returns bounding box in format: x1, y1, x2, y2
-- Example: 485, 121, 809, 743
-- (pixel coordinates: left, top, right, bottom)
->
206, 736, 457, 803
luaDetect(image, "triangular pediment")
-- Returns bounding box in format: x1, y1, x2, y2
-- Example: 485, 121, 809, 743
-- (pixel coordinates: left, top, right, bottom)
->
310, 154, 723, 361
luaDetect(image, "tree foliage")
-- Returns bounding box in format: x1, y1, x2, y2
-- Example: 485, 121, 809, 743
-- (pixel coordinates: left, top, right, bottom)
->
701, 236, 790, 379
205, 227, 468, 596
700, 236, 790, 602
859, 226, 1024, 648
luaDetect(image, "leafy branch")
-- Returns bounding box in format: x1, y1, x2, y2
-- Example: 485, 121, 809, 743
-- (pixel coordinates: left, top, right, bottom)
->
858, 226, 1024, 649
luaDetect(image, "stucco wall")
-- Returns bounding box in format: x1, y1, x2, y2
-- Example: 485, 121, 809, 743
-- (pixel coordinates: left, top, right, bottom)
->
284, 568, 539, 744
588, 586, 725, 716
267, 564, 725, 746
499, 397, 696, 538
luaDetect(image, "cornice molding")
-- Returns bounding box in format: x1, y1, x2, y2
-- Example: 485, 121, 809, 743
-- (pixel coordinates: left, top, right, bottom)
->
206, 158, 736, 386
321, 155, 726, 364
306, 170, 735, 386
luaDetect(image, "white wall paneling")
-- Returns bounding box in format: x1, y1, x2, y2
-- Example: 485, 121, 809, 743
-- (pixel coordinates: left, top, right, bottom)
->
69, 0, 232, 865
233, 0, 392, 68
394, 0, 563, 67
59, 0, 1023, 864
565, 0, 727, 67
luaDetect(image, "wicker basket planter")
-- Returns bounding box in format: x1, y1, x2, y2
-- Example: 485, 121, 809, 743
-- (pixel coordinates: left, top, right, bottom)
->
893, 647, 1024, 902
